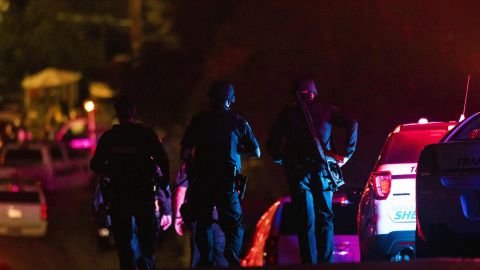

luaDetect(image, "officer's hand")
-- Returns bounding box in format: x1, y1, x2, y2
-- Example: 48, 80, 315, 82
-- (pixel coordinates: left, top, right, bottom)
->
174, 216, 183, 236
160, 215, 172, 231
335, 155, 348, 167
327, 151, 348, 167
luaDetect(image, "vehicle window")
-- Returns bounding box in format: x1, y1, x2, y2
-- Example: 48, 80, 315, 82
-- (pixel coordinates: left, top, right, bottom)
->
0, 191, 40, 203
4, 149, 42, 166
378, 129, 447, 164
49, 146, 64, 161
66, 148, 90, 159
449, 117, 480, 141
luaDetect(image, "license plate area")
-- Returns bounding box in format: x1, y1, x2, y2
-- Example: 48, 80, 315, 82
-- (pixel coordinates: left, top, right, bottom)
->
7, 226, 22, 235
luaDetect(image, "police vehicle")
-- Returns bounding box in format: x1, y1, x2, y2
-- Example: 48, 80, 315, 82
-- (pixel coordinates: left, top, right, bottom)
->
357, 119, 456, 261
416, 112, 480, 257
0, 178, 47, 237
241, 189, 361, 266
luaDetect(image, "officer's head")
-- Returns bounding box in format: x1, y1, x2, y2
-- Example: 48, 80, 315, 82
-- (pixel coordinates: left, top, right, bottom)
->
114, 95, 136, 122
294, 76, 318, 102
207, 81, 235, 110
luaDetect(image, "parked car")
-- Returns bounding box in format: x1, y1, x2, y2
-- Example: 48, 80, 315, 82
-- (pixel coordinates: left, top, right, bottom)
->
0, 142, 92, 192
0, 178, 47, 237
242, 189, 361, 266
357, 119, 456, 261
416, 112, 480, 257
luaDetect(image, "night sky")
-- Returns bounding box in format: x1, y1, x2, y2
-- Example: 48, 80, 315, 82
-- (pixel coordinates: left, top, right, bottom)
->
122, 1, 480, 204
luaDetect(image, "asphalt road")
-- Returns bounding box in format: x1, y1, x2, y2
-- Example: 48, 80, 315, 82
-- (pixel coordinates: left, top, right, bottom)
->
0, 184, 189, 270
4, 179, 479, 270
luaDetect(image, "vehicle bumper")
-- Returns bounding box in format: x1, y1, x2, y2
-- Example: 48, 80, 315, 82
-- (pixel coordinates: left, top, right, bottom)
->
361, 230, 415, 261
0, 223, 47, 237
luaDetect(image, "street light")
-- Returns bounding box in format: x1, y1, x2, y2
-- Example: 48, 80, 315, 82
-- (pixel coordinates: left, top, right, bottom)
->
84, 100, 95, 112
83, 100, 96, 153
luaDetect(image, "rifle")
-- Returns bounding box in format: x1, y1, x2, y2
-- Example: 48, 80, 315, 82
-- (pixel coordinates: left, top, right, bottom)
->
296, 92, 344, 191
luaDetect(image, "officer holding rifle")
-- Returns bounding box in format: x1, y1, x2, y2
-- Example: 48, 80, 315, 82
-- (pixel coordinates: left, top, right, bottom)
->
266, 77, 358, 264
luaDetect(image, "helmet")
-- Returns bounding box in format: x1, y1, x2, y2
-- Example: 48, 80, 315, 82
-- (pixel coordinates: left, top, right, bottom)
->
293, 77, 318, 95
114, 95, 136, 119
207, 81, 235, 104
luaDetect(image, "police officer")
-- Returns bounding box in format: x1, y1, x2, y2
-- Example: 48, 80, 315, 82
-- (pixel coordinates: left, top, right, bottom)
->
266, 77, 358, 264
173, 164, 228, 268
91, 96, 172, 270
180, 81, 260, 267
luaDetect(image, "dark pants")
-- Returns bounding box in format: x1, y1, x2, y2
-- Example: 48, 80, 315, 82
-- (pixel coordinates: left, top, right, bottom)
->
288, 169, 334, 264
110, 196, 158, 270
189, 221, 228, 268
191, 180, 244, 267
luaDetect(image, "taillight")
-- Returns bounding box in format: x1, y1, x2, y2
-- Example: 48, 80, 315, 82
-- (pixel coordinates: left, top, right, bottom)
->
41, 203, 48, 220
339, 196, 350, 205
264, 236, 278, 265
370, 171, 391, 200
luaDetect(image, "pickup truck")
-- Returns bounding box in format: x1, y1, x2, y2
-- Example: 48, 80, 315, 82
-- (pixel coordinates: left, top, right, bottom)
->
0, 142, 92, 192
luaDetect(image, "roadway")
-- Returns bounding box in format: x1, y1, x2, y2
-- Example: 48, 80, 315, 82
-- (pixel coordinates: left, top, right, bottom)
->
1, 181, 479, 270
0, 184, 189, 270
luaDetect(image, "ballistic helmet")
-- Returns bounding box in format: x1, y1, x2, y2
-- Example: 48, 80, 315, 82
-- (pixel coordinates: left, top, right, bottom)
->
114, 95, 136, 120
207, 81, 236, 104
293, 77, 318, 95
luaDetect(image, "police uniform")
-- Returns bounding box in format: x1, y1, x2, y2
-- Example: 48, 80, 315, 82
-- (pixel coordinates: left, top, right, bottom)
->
181, 107, 259, 266
91, 122, 171, 270
266, 98, 358, 264
174, 171, 228, 268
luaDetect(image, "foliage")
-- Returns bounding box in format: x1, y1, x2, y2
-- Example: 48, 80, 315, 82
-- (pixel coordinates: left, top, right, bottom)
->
143, 0, 179, 49
0, 0, 181, 100
0, 0, 105, 98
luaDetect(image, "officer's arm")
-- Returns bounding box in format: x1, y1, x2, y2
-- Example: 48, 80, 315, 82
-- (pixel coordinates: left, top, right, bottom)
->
238, 146, 260, 158
157, 142, 171, 184
238, 121, 260, 158
180, 117, 196, 163
330, 107, 358, 160
90, 133, 109, 174
173, 185, 187, 235
157, 187, 172, 216
158, 187, 173, 231
253, 147, 261, 158
174, 186, 186, 220
150, 130, 171, 184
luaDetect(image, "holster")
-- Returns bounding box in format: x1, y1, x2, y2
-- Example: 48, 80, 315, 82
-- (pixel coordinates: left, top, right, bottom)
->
234, 172, 248, 199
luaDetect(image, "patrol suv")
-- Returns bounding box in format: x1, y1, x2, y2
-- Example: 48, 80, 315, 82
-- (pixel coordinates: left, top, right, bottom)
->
416, 112, 480, 257
357, 119, 456, 261
242, 189, 361, 266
